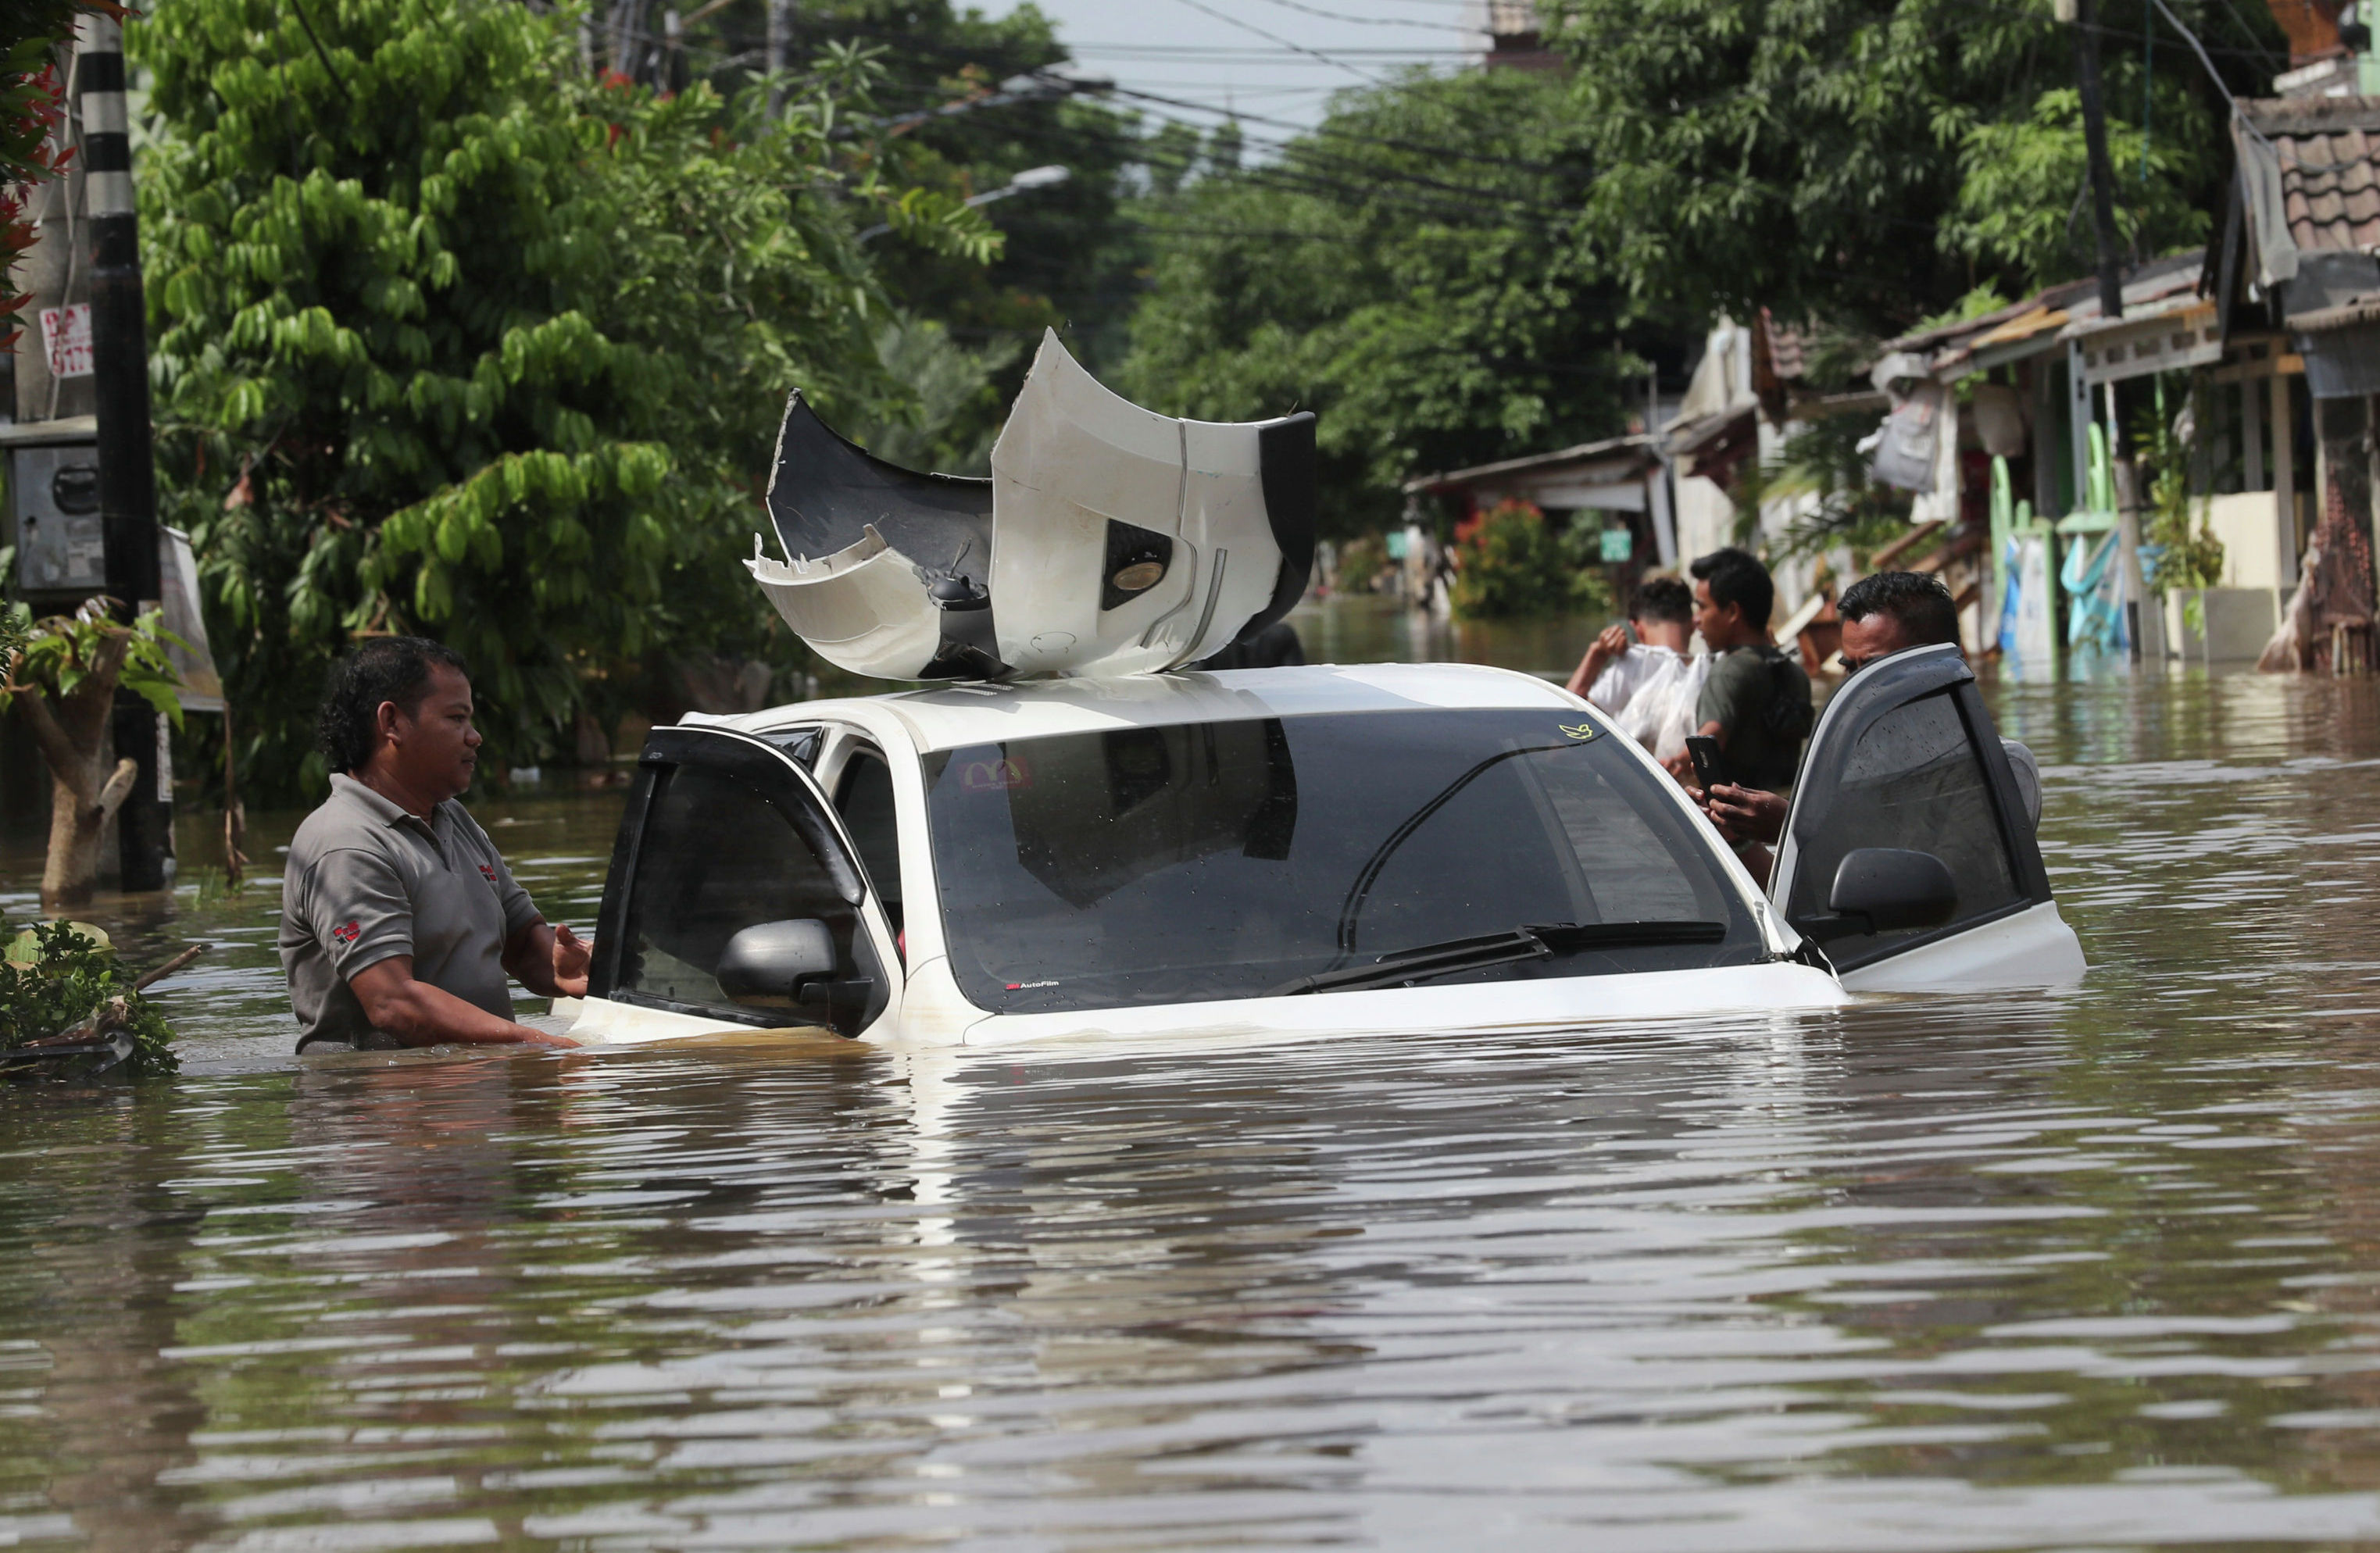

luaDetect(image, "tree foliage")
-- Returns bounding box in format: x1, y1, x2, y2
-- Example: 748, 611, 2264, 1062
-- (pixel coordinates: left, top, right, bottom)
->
0, 0, 108, 343
133, 0, 995, 797
658, 0, 1149, 464
0, 921, 178, 1078
1547, 0, 2278, 330
1449, 500, 1613, 622
1120, 68, 1682, 536
0, 597, 181, 723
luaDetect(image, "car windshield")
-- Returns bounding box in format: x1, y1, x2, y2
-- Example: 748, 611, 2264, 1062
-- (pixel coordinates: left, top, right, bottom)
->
920, 709, 1765, 1015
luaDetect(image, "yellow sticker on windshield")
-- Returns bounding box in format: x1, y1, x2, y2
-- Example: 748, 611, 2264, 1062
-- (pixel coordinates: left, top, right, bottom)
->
1559, 723, 1599, 741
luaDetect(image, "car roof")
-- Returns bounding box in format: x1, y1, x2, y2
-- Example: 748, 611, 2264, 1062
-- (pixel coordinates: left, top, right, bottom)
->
686, 662, 1584, 754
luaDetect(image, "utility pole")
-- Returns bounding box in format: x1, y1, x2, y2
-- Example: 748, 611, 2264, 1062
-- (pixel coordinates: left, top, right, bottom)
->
2064, 0, 2127, 322
80, 12, 171, 891
766, 0, 793, 116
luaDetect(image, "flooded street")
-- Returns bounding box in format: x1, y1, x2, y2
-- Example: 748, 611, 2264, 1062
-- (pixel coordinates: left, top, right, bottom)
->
5, 635, 2380, 1550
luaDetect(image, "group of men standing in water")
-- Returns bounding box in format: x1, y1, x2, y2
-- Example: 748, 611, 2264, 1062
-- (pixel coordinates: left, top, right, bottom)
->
1571, 548, 2039, 885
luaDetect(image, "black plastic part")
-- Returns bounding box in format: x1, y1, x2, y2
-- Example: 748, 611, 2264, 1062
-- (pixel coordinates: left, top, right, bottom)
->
1803, 847, 1960, 942
767, 391, 992, 565
1231, 412, 1317, 650
588, 765, 659, 999
1099, 519, 1177, 611
715, 919, 840, 1004
767, 391, 1010, 680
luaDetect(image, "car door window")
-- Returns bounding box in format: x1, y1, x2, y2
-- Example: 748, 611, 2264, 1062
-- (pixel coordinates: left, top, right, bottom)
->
834, 749, 903, 937
616, 762, 876, 1031
1782, 688, 2024, 969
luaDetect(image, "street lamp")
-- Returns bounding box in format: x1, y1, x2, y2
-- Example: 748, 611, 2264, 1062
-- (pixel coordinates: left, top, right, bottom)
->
856, 165, 1072, 244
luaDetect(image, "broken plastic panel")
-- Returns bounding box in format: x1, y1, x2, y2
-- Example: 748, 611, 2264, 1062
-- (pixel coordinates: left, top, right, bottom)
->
748, 330, 1314, 681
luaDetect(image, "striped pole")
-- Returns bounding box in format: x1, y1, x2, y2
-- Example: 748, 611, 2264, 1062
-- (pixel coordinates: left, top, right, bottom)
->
78, 10, 172, 891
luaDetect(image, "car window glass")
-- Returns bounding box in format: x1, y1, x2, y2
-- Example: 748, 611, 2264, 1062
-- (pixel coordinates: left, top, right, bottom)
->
617, 763, 868, 1030
1785, 689, 2023, 966
835, 749, 902, 935
922, 711, 1757, 1016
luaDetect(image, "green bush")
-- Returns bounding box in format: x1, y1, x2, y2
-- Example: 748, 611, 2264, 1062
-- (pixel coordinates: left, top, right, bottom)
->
1449, 501, 1613, 621
0, 923, 179, 1079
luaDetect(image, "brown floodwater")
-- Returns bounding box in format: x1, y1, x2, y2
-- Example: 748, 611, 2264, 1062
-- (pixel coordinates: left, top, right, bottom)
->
5, 601, 2380, 1550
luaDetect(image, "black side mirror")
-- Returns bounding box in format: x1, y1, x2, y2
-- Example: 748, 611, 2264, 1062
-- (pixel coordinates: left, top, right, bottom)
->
1809, 848, 1959, 942
715, 919, 838, 1008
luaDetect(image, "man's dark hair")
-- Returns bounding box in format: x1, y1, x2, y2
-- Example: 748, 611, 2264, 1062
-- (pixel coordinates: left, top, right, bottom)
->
1839, 570, 1960, 648
1627, 576, 1693, 627
317, 637, 470, 774
1688, 547, 1774, 629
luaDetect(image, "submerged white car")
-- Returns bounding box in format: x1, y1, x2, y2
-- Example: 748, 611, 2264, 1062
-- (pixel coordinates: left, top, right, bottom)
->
562, 644, 2083, 1049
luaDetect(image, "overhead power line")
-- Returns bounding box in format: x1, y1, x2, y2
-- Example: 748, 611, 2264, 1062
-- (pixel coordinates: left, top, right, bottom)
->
1162, 0, 1388, 84
1238, 0, 1485, 31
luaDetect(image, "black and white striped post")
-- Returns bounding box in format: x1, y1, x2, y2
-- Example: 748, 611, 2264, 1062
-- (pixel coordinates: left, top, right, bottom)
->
79, 12, 172, 891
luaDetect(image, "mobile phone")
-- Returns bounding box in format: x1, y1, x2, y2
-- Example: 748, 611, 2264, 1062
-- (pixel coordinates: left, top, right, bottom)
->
1685, 734, 1729, 793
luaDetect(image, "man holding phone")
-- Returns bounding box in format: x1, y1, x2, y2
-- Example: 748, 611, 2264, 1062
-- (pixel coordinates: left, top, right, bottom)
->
1673, 548, 1810, 794
1703, 572, 2042, 882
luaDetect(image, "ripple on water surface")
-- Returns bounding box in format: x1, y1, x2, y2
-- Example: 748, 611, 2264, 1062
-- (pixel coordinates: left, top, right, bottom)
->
2, 667, 2380, 1550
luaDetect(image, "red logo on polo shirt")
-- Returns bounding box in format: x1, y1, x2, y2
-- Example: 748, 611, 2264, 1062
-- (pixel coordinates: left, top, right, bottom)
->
478, 864, 498, 886
331, 920, 361, 945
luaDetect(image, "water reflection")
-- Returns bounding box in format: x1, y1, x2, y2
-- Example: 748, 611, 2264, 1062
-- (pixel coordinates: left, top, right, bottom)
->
5, 644, 2380, 1545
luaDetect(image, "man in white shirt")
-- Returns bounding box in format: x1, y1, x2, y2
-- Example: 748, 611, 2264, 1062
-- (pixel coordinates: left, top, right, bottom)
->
1565, 577, 1701, 757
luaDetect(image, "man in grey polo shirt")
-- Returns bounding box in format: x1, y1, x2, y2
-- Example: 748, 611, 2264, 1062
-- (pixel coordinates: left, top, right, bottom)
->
281, 637, 584, 1052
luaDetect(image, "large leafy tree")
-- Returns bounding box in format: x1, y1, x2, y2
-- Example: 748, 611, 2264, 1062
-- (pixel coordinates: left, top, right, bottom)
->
1546, 0, 2283, 331
1119, 68, 1689, 536
132, 0, 993, 796
656, 0, 1147, 470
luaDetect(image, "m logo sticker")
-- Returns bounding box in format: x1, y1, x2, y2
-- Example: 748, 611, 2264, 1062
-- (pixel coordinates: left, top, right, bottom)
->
960, 757, 1031, 791
1559, 723, 1599, 741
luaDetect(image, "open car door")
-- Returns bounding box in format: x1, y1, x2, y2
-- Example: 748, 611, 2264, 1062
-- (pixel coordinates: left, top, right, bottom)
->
586, 726, 902, 1039
1768, 644, 2085, 992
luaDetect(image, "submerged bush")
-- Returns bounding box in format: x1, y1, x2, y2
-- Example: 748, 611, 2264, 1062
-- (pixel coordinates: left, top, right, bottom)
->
0, 922, 180, 1079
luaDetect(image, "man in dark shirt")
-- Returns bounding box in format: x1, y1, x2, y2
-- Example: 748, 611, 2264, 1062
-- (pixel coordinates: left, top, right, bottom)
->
1681, 547, 1810, 794
1703, 570, 2041, 882
280, 637, 584, 1051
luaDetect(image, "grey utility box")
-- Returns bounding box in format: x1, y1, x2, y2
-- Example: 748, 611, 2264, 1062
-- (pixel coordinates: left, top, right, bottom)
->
5, 419, 104, 597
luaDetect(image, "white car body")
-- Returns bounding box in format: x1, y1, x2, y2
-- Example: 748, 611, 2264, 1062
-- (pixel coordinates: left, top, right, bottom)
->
561, 649, 2084, 1050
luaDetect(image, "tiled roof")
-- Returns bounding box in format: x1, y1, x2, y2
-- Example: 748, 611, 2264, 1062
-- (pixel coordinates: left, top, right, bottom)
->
2241, 98, 2380, 254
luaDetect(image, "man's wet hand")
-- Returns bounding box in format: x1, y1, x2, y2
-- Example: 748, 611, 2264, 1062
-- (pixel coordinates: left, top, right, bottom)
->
1706, 784, 1787, 845
551, 924, 591, 998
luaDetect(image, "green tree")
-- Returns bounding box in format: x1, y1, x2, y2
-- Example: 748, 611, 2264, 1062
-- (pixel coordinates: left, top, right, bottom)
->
1120, 67, 1681, 536
1548, 0, 2278, 330
659, 0, 1149, 455
0, 602, 182, 905
133, 0, 994, 798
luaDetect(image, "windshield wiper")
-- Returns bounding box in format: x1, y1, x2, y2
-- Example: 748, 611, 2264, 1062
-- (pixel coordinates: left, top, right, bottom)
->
1264, 920, 1728, 998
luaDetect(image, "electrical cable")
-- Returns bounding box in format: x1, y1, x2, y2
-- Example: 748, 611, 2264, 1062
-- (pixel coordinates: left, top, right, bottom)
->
1160, 0, 1388, 84
1237, 0, 1484, 30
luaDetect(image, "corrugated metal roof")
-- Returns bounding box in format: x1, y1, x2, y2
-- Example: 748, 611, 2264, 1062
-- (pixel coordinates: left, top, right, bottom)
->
1401, 431, 1656, 495
2241, 98, 2380, 255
